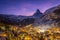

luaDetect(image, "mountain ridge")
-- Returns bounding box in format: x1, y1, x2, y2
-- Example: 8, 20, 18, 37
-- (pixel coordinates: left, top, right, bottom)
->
0, 9, 43, 26
0, 5, 60, 27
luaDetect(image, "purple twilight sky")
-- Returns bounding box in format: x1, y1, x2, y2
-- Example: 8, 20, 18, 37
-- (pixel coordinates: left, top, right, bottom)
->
0, 0, 60, 16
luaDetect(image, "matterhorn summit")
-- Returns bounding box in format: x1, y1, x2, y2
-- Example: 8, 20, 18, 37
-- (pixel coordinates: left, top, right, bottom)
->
33, 9, 43, 17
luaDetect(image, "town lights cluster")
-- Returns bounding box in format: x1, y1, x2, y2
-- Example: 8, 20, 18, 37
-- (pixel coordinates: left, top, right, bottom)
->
0, 24, 60, 40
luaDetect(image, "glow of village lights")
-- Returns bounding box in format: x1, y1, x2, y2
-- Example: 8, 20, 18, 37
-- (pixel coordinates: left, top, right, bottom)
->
40, 30, 45, 33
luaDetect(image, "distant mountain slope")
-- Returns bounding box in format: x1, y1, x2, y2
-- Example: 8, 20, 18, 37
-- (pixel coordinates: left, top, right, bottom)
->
0, 14, 34, 26
0, 9, 43, 26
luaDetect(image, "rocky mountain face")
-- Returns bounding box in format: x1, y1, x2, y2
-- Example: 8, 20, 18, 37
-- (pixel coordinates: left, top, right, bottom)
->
34, 5, 60, 27
44, 5, 60, 26
33, 9, 43, 18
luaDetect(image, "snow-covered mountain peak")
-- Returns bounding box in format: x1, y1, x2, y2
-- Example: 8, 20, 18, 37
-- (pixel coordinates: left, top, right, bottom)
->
33, 9, 43, 17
